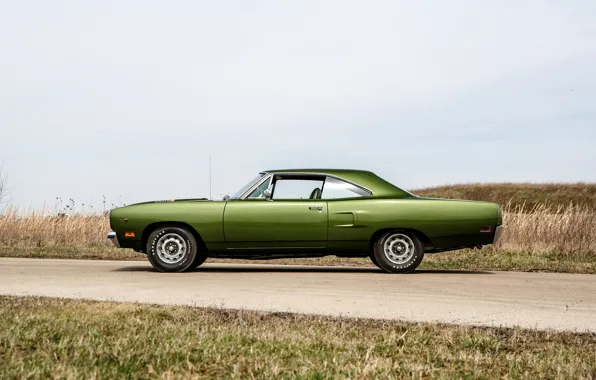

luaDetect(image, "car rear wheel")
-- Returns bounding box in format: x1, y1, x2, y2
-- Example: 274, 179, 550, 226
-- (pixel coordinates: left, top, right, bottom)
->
146, 226, 199, 272
372, 230, 424, 273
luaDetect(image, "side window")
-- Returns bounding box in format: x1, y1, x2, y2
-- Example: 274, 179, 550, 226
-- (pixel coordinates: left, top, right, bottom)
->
246, 177, 271, 199
271, 178, 325, 200
321, 177, 370, 199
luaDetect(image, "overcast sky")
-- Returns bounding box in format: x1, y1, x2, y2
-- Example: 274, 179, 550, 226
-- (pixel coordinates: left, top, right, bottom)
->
1, 0, 595, 211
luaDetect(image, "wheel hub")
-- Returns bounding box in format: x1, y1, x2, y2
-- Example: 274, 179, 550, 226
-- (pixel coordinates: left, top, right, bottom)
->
156, 233, 187, 264
383, 233, 415, 265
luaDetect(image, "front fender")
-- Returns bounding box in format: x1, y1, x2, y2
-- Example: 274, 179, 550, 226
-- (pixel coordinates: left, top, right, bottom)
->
109, 200, 226, 251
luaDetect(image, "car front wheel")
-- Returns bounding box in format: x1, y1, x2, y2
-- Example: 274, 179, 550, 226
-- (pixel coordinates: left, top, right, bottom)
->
146, 226, 198, 272
372, 230, 424, 273
369, 252, 380, 268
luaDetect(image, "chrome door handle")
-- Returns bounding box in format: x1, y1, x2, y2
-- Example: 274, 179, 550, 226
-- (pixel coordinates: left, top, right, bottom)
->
309, 206, 323, 211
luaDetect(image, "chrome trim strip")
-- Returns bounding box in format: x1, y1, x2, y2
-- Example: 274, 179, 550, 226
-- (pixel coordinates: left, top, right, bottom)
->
238, 173, 273, 200
287, 172, 373, 195
240, 171, 373, 199
107, 231, 121, 248
227, 246, 326, 250
493, 226, 504, 244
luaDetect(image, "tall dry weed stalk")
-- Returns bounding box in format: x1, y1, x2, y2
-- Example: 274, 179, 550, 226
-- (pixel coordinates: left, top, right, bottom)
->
1, 202, 595, 257
497, 202, 596, 257
0, 207, 110, 248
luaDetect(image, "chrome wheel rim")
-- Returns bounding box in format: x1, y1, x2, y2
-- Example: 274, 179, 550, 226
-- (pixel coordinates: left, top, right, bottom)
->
156, 233, 187, 264
383, 233, 415, 265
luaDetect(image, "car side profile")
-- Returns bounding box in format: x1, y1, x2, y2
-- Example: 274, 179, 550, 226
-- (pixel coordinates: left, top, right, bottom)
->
107, 169, 503, 273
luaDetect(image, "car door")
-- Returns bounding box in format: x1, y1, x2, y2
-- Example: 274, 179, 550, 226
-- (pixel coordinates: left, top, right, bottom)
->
223, 174, 328, 249
323, 176, 374, 253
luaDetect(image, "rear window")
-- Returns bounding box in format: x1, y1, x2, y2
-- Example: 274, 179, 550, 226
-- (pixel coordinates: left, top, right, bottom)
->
322, 177, 371, 199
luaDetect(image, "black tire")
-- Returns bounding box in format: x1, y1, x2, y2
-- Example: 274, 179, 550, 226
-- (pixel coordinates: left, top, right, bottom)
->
146, 226, 198, 273
372, 230, 424, 273
191, 253, 208, 269
369, 252, 380, 268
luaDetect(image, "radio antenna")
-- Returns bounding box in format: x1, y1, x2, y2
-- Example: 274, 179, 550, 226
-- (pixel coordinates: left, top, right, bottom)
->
209, 156, 212, 200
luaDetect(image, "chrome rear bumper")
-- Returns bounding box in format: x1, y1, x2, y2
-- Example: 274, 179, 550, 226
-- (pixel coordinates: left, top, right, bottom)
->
107, 231, 120, 248
493, 226, 504, 244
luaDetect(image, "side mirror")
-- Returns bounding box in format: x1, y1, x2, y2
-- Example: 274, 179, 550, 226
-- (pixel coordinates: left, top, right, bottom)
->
264, 189, 272, 200
222, 194, 230, 201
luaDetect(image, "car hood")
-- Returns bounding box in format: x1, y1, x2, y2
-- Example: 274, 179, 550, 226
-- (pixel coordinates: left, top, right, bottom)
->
126, 198, 210, 206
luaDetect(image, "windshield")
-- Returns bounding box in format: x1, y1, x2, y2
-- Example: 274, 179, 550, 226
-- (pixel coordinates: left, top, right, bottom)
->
229, 174, 264, 199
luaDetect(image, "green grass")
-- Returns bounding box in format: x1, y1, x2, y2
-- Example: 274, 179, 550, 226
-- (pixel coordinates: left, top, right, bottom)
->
1, 296, 594, 379
1, 245, 594, 274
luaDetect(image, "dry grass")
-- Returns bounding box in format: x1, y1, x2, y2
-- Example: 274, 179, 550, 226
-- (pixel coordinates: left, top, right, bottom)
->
413, 182, 596, 211
0, 208, 109, 248
1, 296, 595, 379
499, 203, 596, 258
1, 194, 595, 273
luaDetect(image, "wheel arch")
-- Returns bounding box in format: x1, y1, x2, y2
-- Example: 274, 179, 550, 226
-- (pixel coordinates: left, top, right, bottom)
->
141, 221, 208, 254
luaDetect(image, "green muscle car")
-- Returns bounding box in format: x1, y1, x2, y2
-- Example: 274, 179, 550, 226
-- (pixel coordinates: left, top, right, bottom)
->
107, 169, 503, 273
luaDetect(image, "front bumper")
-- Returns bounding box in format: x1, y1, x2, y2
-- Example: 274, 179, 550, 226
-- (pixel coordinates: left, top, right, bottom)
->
493, 226, 504, 244
107, 231, 121, 248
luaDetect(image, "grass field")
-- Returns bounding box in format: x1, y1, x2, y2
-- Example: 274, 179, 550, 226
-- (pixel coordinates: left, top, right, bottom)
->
1, 183, 595, 274
1, 296, 594, 379
414, 182, 596, 211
